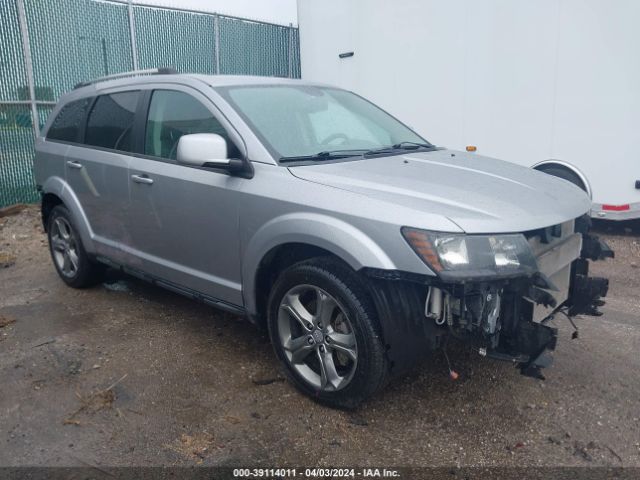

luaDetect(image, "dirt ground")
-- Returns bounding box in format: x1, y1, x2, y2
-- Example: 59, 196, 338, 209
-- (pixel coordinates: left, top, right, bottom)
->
0, 206, 639, 468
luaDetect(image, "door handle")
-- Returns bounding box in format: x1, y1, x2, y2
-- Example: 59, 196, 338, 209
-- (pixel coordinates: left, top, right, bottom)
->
66, 160, 83, 169
131, 174, 154, 185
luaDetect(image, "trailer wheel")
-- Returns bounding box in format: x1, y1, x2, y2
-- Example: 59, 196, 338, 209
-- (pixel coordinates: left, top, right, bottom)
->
536, 165, 587, 192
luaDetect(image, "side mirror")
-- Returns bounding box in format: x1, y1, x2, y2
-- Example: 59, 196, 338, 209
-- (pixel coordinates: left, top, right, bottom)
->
176, 133, 234, 167
176, 133, 250, 177
177, 133, 227, 167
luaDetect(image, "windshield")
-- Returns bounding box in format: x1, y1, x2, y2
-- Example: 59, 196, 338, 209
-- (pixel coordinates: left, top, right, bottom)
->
219, 85, 431, 162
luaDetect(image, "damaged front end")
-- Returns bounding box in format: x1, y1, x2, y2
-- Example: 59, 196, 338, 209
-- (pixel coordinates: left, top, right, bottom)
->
367, 215, 612, 379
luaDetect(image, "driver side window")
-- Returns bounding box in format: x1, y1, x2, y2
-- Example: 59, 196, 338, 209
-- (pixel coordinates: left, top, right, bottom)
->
145, 90, 239, 160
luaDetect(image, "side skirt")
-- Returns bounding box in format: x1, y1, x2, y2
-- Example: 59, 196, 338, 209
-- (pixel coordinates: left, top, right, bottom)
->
95, 256, 247, 317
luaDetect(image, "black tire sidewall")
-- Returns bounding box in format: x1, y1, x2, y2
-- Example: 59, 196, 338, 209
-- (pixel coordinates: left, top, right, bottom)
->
47, 205, 101, 288
539, 166, 586, 192
267, 258, 387, 408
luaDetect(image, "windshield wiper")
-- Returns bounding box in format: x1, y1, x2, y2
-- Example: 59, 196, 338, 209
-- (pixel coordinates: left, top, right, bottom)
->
392, 141, 435, 149
364, 141, 436, 157
279, 149, 368, 163
279, 143, 436, 163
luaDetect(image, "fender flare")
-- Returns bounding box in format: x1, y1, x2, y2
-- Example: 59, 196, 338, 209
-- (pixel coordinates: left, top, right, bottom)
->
242, 212, 396, 315
532, 159, 592, 199
42, 176, 96, 253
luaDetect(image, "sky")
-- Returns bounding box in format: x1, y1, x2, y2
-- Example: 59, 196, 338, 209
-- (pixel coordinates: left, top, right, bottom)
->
141, 0, 298, 25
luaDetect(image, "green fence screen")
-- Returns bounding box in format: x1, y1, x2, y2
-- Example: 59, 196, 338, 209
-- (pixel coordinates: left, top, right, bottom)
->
134, 6, 215, 74
0, 0, 300, 207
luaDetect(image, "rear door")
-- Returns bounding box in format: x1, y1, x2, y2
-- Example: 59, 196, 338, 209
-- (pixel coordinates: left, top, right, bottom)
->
38, 98, 90, 198
64, 90, 140, 261
126, 85, 246, 307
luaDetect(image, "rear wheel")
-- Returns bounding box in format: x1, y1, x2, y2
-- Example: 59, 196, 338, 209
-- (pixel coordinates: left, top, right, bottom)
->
47, 205, 105, 288
537, 165, 587, 192
267, 257, 388, 409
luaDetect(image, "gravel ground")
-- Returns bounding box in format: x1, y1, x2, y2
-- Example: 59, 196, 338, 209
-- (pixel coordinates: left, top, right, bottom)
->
0, 206, 639, 468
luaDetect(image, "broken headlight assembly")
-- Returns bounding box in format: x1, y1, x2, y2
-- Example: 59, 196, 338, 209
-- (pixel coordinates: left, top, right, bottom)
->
401, 227, 538, 281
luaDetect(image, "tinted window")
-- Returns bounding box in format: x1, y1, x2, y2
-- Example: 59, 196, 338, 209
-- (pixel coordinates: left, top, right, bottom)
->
145, 90, 238, 160
47, 98, 91, 142
85, 91, 139, 151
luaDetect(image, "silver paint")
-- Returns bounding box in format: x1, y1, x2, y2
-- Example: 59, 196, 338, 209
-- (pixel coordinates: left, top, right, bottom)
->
34, 75, 592, 317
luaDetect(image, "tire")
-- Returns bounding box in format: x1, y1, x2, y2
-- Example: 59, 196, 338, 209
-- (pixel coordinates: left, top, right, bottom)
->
267, 257, 388, 409
47, 205, 105, 288
537, 165, 587, 192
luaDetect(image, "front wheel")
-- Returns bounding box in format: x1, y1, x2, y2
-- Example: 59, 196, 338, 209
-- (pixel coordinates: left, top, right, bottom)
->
267, 258, 388, 409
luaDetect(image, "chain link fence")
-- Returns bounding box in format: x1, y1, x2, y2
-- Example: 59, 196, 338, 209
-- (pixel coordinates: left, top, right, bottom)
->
0, 0, 300, 207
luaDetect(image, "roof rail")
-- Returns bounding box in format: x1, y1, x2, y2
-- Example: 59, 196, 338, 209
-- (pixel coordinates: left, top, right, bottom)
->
74, 67, 178, 89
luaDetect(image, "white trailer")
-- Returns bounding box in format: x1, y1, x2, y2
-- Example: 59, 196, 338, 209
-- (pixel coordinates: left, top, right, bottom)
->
297, 0, 640, 220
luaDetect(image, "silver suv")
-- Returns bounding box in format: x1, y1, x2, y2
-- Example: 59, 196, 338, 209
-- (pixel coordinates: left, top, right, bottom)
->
34, 70, 612, 408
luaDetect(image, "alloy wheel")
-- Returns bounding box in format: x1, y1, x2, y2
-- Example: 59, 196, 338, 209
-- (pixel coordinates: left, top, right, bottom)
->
50, 217, 80, 278
277, 284, 358, 392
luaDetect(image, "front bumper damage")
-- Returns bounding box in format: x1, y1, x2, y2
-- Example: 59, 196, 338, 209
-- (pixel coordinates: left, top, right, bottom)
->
365, 216, 613, 379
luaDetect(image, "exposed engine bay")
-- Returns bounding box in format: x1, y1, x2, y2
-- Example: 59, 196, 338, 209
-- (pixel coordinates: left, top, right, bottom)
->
367, 215, 613, 379
422, 215, 612, 379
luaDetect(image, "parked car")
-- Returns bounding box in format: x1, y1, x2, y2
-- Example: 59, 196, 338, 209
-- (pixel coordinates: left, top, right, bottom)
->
34, 70, 612, 408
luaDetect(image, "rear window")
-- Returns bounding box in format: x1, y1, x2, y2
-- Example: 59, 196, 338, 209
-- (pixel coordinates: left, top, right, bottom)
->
46, 98, 91, 142
85, 91, 140, 152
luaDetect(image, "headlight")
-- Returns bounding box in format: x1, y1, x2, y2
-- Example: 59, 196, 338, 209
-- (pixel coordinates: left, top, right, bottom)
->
401, 227, 538, 280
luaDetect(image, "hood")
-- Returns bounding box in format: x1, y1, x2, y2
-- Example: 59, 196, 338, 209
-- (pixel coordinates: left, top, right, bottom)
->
288, 150, 591, 233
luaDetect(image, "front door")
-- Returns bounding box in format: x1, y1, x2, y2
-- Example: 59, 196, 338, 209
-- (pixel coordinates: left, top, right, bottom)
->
126, 87, 246, 307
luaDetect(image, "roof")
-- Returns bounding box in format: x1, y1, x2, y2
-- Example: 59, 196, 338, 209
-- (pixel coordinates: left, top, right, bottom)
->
57, 71, 337, 106
68, 72, 328, 97
191, 74, 319, 87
